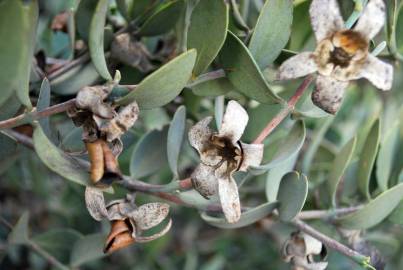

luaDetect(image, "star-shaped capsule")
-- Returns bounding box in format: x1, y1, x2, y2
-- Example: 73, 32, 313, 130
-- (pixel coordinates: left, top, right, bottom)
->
188, 101, 264, 223
278, 0, 393, 114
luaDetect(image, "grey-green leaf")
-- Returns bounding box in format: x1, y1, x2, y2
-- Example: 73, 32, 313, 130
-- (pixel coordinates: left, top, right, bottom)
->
130, 127, 168, 178
338, 182, 403, 229
75, 0, 98, 42
266, 155, 297, 202
37, 78, 52, 139
357, 119, 381, 199
33, 125, 91, 186
201, 201, 278, 229
187, 0, 228, 75
0, 0, 38, 108
116, 49, 196, 109
191, 77, 232, 97
248, 0, 293, 69
70, 233, 106, 267
137, 0, 184, 37
50, 62, 100, 95
328, 136, 357, 207
33, 229, 83, 264
89, 0, 112, 80
277, 172, 308, 221
249, 120, 306, 175
167, 106, 186, 177
218, 32, 282, 104
376, 122, 399, 191
8, 211, 30, 245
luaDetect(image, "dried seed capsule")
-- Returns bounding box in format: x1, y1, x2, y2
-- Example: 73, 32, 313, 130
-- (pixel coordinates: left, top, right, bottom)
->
86, 140, 104, 184
101, 101, 139, 142
101, 140, 121, 175
104, 220, 135, 253
76, 86, 115, 119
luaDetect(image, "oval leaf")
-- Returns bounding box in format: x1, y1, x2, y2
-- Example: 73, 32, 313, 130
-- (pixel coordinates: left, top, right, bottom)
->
358, 119, 381, 199
266, 155, 297, 202
51, 62, 100, 95
37, 78, 52, 139
117, 49, 196, 109
376, 122, 399, 191
8, 211, 30, 245
130, 127, 168, 178
33, 229, 83, 264
0, 0, 38, 108
328, 136, 357, 207
248, 0, 293, 69
167, 106, 186, 177
277, 171, 308, 221
338, 183, 403, 229
33, 125, 91, 186
191, 77, 232, 97
70, 233, 106, 267
218, 32, 282, 104
187, 0, 228, 75
249, 120, 306, 175
201, 201, 278, 229
89, 0, 112, 80
137, 0, 184, 37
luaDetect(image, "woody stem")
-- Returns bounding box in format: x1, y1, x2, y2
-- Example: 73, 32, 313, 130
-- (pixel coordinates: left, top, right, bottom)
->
253, 75, 314, 144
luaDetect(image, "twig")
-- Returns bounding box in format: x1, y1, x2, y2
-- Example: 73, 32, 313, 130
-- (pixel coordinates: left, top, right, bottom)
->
1, 215, 69, 270
27, 240, 70, 270
0, 99, 76, 130
291, 219, 371, 266
2, 129, 34, 149
253, 75, 314, 144
297, 206, 362, 220
0, 216, 13, 229
48, 53, 91, 81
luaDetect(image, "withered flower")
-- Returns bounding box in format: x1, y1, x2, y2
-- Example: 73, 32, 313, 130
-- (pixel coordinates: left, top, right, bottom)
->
111, 33, 154, 73
188, 101, 264, 223
282, 231, 328, 270
68, 84, 139, 186
85, 187, 172, 253
277, 0, 393, 114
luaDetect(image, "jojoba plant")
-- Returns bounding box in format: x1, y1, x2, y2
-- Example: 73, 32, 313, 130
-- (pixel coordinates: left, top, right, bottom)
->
0, 0, 402, 269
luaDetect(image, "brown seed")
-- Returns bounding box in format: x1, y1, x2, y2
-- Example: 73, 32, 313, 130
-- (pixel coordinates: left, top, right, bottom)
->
101, 140, 121, 176
104, 220, 135, 253
86, 140, 104, 184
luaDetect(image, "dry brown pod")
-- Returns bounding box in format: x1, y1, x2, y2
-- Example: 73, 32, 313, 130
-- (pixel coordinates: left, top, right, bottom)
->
104, 220, 136, 253
86, 139, 104, 184
86, 139, 122, 187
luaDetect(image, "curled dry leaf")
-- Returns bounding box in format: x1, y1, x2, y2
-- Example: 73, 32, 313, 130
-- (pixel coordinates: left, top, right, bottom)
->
282, 231, 328, 270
